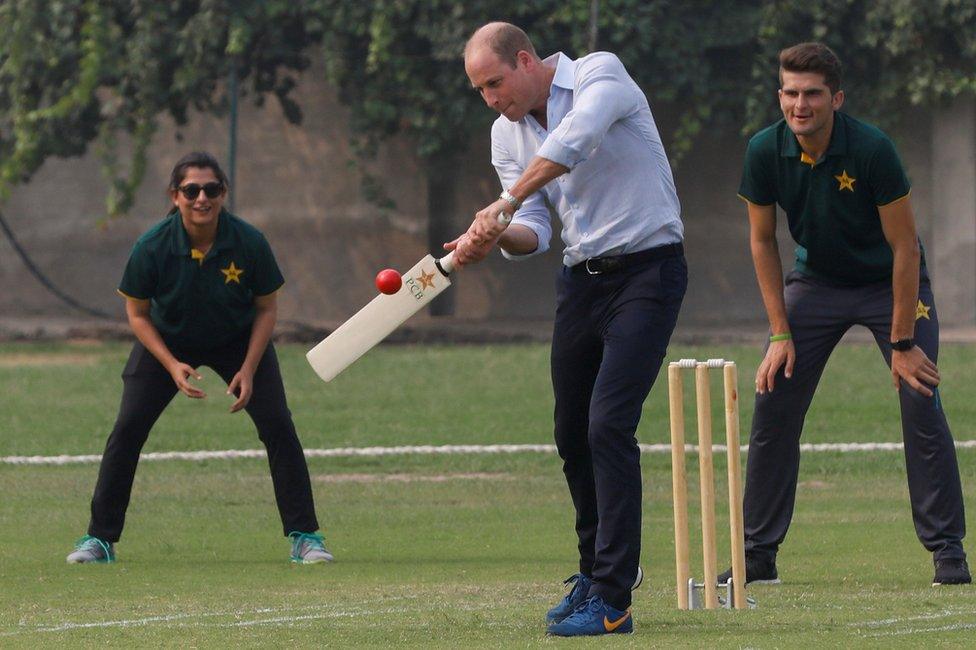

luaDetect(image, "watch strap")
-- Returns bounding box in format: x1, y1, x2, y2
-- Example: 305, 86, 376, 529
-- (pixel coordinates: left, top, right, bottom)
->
499, 189, 521, 211
891, 338, 913, 351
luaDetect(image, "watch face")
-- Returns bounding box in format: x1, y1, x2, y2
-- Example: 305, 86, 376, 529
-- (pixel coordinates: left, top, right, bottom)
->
892, 339, 913, 351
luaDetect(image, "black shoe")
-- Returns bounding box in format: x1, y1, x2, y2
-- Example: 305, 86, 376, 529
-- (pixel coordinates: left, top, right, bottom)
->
717, 554, 781, 586
933, 558, 971, 586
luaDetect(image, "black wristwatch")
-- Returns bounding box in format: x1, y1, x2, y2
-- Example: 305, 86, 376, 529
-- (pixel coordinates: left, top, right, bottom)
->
891, 338, 913, 352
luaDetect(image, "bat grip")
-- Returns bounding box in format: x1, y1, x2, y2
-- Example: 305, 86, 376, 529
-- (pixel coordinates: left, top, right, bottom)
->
437, 212, 510, 275
437, 251, 456, 275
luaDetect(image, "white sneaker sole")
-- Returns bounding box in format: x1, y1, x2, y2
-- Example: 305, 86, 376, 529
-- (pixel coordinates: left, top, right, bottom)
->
66, 554, 113, 564
292, 554, 334, 564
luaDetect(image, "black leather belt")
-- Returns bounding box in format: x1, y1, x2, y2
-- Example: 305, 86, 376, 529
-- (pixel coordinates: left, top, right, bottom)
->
572, 242, 683, 275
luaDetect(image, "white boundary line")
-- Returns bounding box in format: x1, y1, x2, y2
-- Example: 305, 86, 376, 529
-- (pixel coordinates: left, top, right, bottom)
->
853, 607, 976, 628
862, 622, 976, 637
1, 601, 423, 636
4, 440, 976, 466
2, 598, 485, 636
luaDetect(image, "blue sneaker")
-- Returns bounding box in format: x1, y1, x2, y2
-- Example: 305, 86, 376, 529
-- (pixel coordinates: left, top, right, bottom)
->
545, 573, 592, 624
547, 595, 633, 637
288, 531, 334, 564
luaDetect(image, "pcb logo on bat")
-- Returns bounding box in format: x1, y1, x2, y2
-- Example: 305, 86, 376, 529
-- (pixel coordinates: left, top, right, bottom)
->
405, 269, 437, 300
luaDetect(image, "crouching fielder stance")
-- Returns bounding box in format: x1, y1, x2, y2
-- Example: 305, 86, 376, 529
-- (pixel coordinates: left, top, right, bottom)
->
728, 42, 968, 588
66, 152, 331, 566
448, 23, 687, 635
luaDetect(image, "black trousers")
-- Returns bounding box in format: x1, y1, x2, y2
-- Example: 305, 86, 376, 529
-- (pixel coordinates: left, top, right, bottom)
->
744, 270, 966, 561
552, 246, 687, 610
87, 339, 319, 542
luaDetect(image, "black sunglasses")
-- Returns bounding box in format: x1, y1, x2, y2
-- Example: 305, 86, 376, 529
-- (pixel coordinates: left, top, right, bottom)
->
178, 182, 224, 200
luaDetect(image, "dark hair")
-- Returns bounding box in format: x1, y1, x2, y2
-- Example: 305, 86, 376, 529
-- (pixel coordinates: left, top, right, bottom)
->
779, 42, 842, 94
168, 151, 230, 191
465, 22, 538, 68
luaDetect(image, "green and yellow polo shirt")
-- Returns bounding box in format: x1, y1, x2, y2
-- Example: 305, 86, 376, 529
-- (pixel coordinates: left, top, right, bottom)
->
738, 111, 916, 285
118, 210, 284, 350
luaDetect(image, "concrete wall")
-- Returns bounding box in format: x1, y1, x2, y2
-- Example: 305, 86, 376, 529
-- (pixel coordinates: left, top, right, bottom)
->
929, 97, 976, 324
1, 64, 973, 331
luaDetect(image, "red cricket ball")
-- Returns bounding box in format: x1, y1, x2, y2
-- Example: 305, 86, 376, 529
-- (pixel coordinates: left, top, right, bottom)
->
375, 268, 402, 295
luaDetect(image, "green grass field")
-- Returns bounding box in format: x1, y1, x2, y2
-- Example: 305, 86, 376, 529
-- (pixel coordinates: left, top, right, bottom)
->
2, 340, 976, 647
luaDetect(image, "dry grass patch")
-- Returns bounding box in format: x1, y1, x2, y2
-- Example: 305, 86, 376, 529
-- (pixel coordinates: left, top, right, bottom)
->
0, 353, 98, 368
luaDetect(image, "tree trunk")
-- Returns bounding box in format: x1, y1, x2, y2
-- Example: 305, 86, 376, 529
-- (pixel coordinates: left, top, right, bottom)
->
426, 152, 459, 316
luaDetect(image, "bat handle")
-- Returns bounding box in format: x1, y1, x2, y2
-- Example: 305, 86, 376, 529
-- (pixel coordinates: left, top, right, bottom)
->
437, 212, 511, 275
438, 251, 456, 275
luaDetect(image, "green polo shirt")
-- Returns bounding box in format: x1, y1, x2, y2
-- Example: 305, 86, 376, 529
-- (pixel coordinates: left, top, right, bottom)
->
118, 210, 284, 350
738, 111, 915, 285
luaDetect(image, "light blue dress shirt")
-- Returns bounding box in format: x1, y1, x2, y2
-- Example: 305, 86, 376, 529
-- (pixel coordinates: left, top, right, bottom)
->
491, 52, 683, 267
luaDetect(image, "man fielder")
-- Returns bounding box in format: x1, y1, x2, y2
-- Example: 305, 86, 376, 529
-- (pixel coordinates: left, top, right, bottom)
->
449, 22, 687, 635
725, 42, 969, 587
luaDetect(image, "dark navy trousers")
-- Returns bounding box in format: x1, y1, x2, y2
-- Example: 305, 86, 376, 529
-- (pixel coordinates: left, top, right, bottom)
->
744, 270, 966, 562
88, 338, 319, 542
551, 246, 687, 610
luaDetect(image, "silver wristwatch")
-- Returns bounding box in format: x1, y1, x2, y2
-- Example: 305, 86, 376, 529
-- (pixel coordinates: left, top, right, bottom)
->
499, 189, 521, 211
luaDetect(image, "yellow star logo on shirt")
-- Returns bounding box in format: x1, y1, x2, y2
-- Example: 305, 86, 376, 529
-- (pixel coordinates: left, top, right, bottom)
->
417, 269, 436, 290
835, 170, 856, 192
221, 261, 244, 284
916, 299, 931, 320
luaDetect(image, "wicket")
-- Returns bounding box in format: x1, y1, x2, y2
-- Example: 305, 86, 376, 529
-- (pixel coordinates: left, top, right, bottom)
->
668, 358, 748, 610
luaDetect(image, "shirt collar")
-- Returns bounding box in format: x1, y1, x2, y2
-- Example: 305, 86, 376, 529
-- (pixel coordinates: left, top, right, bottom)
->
213, 211, 234, 251
168, 209, 233, 256
781, 111, 848, 163
547, 52, 575, 91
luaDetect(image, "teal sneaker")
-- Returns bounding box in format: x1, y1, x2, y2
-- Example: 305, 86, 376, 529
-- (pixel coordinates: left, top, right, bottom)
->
547, 595, 633, 636
66, 535, 115, 564
289, 531, 333, 564
546, 573, 592, 624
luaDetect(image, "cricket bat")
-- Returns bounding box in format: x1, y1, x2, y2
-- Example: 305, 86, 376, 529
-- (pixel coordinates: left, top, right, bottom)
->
305, 251, 458, 382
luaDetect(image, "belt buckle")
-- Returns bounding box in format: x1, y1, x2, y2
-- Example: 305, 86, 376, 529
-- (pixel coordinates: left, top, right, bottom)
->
585, 258, 602, 275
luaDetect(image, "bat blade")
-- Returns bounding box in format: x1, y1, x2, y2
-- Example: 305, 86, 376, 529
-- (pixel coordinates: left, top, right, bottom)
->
306, 254, 453, 382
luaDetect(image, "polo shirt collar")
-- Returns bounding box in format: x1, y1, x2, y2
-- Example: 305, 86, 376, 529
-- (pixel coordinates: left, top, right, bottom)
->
781, 111, 849, 163
548, 52, 575, 91
212, 210, 235, 251
825, 112, 849, 157
168, 209, 233, 256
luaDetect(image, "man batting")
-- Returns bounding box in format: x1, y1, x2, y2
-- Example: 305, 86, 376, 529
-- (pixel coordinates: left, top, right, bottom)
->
448, 22, 686, 635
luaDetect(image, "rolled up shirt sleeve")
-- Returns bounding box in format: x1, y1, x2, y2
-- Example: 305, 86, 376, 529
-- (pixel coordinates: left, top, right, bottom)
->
491, 123, 552, 260
536, 53, 642, 170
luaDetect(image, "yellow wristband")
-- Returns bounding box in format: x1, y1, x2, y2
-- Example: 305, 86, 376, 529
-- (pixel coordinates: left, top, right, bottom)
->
769, 333, 792, 342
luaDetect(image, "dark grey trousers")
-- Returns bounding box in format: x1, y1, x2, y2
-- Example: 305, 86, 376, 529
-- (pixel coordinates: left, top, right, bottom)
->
744, 270, 966, 561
